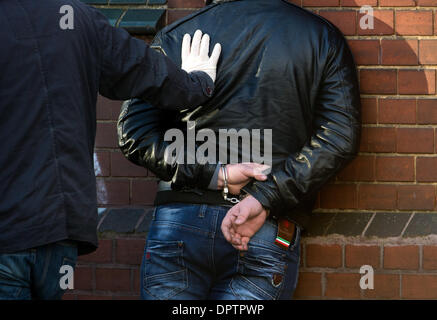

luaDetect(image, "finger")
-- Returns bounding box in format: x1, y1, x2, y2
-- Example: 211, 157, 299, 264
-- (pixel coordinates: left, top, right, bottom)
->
240, 163, 268, 181
191, 30, 203, 56
221, 215, 233, 243
234, 205, 250, 225
210, 43, 222, 65
231, 234, 242, 246
250, 163, 271, 177
241, 237, 250, 251
254, 164, 271, 175
229, 225, 237, 239
200, 33, 210, 59
233, 244, 248, 252
181, 34, 191, 60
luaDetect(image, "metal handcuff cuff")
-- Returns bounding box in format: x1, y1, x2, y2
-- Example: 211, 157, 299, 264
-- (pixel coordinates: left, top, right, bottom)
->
221, 164, 249, 204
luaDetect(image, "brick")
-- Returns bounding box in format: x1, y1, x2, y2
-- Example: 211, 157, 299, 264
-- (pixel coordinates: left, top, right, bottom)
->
396, 128, 434, 154
417, 99, 437, 124
96, 95, 123, 121
74, 266, 93, 291
378, 99, 416, 124
62, 293, 77, 300
396, 11, 433, 36
318, 11, 356, 35
363, 274, 400, 299
337, 155, 375, 181
398, 70, 436, 95
113, 295, 140, 300
95, 122, 118, 149
435, 129, 437, 153
358, 10, 394, 36
384, 245, 419, 270
94, 151, 111, 177
419, 40, 437, 65
168, 0, 205, 8
77, 295, 112, 300
116, 239, 146, 265
381, 40, 418, 66
78, 240, 112, 263
131, 180, 158, 205
111, 152, 147, 177
306, 244, 342, 268
402, 275, 437, 299
361, 98, 377, 124
398, 185, 435, 211
95, 268, 131, 292
345, 245, 380, 268
325, 273, 361, 299
375, 157, 414, 182
358, 184, 397, 210
359, 127, 396, 153
98, 179, 130, 205
167, 10, 195, 25
342, 0, 377, 6
133, 267, 141, 294
416, 0, 437, 5
423, 246, 437, 270
380, 0, 415, 5
320, 184, 357, 209
293, 272, 322, 298
359, 69, 397, 94
348, 40, 379, 65
303, 0, 339, 5
417, 157, 437, 182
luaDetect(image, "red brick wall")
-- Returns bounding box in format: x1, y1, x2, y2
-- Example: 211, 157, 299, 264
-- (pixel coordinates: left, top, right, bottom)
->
67, 0, 437, 300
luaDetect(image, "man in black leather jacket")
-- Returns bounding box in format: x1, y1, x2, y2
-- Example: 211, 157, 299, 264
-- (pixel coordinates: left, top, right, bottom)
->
0, 0, 222, 300
118, 0, 361, 300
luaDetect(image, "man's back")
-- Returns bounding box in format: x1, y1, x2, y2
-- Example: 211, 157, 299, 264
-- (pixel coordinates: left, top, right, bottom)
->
117, 0, 361, 300
122, 0, 361, 227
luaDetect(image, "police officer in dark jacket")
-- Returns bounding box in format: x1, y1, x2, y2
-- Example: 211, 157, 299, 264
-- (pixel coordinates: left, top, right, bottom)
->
118, 0, 361, 299
0, 0, 221, 300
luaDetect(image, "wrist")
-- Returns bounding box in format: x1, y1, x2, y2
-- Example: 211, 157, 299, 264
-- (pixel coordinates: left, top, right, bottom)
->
243, 194, 270, 217
217, 165, 225, 190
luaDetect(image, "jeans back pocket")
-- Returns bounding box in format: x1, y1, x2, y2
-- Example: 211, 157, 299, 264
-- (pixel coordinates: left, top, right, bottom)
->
231, 244, 287, 300
143, 240, 188, 300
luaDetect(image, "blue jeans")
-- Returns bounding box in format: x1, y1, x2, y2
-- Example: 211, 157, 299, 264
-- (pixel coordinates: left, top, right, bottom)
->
140, 204, 301, 300
0, 240, 78, 300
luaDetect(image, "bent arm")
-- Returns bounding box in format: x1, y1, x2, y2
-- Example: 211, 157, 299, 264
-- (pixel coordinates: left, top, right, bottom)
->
117, 98, 218, 189
242, 31, 361, 216
93, 9, 214, 110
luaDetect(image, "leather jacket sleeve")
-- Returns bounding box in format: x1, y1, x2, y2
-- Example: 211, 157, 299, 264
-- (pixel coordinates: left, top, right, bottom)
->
93, 9, 214, 110
242, 29, 361, 217
117, 98, 218, 189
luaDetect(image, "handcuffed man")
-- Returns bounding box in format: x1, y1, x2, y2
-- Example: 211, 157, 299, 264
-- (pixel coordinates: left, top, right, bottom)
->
118, 0, 361, 300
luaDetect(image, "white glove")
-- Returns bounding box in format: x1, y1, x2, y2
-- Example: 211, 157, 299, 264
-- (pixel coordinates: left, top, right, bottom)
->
181, 30, 222, 83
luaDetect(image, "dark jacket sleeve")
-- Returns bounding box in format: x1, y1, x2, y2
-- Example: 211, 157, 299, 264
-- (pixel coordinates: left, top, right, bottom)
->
242, 30, 361, 216
117, 98, 218, 189
92, 9, 214, 110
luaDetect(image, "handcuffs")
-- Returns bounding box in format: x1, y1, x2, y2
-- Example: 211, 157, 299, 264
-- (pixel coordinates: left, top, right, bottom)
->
221, 164, 244, 204
221, 164, 296, 250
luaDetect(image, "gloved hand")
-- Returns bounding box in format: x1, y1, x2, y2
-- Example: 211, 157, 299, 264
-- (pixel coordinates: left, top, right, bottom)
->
181, 30, 222, 83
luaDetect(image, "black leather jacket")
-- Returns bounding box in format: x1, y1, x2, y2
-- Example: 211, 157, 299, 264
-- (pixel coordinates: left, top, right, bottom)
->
118, 0, 361, 228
